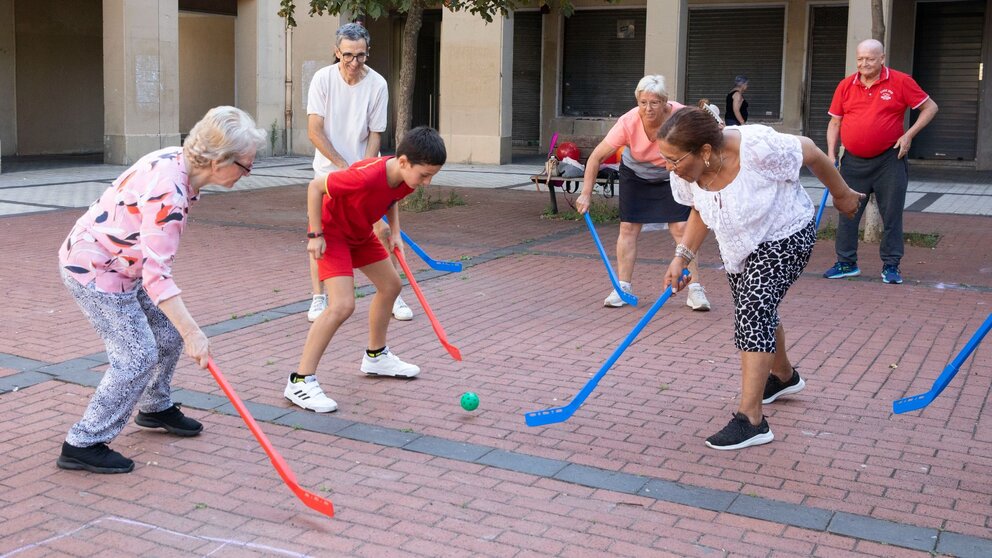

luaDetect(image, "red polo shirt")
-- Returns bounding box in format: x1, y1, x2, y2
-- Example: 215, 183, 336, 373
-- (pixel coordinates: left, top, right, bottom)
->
828, 66, 929, 158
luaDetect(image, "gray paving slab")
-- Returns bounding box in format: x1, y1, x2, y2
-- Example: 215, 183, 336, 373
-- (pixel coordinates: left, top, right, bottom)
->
272, 410, 354, 436
554, 463, 649, 494
728, 494, 833, 530
336, 422, 422, 447
475, 449, 568, 477
0, 371, 53, 394
0, 354, 46, 371
828, 512, 938, 552
936, 531, 992, 558
639, 478, 737, 512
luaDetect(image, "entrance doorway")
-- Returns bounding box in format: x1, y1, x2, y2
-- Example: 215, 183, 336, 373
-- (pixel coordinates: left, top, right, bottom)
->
802, 5, 848, 152
411, 10, 441, 130
910, 0, 985, 160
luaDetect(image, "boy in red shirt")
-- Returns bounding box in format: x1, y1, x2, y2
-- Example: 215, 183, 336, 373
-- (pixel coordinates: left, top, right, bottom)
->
285, 127, 447, 412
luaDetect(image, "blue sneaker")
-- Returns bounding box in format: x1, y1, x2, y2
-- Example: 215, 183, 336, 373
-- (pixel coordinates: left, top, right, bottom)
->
881, 264, 903, 284
823, 262, 861, 279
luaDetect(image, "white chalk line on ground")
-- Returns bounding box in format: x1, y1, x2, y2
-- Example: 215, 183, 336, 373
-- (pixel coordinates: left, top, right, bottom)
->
0, 515, 310, 558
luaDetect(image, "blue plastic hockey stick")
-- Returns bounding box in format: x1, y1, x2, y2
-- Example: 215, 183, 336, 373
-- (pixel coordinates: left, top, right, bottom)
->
381, 216, 463, 272
585, 212, 638, 306
524, 271, 687, 427
815, 159, 840, 230
815, 189, 829, 230
893, 312, 992, 414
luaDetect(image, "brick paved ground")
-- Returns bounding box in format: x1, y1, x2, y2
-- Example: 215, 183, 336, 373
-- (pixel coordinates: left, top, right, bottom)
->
0, 183, 990, 557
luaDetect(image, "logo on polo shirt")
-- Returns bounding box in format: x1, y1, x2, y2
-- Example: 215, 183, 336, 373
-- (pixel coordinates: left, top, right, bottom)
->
880, 89, 894, 101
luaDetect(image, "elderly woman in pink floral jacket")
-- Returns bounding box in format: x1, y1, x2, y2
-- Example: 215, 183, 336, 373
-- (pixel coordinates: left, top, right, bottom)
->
57, 106, 265, 474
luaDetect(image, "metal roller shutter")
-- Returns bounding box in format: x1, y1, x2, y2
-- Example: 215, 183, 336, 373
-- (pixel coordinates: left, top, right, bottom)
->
562, 9, 647, 117
685, 7, 785, 121
512, 12, 543, 147
803, 6, 848, 151
910, 0, 985, 160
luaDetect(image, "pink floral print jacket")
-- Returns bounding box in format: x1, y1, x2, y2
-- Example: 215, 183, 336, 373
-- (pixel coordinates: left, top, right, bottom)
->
59, 147, 197, 305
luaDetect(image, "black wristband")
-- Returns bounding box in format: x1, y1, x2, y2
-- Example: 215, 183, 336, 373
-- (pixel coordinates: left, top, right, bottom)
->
306, 231, 323, 239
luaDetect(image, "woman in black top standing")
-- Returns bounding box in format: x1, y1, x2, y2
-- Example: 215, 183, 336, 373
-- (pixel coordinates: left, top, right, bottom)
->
725, 75, 749, 126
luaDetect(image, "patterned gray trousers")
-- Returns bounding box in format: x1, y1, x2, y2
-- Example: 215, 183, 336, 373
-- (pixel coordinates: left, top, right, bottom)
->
61, 269, 183, 447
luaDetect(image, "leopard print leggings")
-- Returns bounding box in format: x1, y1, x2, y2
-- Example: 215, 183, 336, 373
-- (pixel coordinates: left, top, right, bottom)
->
61, 269, 183, 447
727, 219, 816, 353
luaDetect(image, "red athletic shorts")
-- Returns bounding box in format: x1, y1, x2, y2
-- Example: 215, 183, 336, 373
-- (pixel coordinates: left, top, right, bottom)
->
316, 232, 389, 280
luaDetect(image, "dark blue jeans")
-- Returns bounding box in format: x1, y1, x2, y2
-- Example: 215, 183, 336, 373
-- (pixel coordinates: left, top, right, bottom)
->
835, 148, 909, 267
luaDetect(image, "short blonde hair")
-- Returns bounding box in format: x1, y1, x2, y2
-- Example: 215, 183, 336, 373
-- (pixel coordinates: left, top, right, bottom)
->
635, 75, 668, 102
183, 106, 266, 169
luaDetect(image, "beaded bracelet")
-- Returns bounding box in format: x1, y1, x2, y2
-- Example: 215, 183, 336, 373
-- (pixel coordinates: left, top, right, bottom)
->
675, 243, 695, 265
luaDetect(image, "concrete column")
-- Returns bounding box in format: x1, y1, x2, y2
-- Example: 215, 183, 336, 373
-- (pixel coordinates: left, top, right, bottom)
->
0, 0, 15, 162
845, 0, 893, 74
235, 0, 286, 156
645, 0, 687, 102
290, 12, 349, 156
438, 12, 513, 164
102, 0, 180, 165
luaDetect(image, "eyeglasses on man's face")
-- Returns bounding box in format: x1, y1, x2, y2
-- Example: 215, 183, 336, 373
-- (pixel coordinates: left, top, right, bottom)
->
338, 51, 368, 63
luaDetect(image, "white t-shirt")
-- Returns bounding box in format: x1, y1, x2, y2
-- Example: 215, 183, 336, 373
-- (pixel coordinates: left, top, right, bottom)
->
669, 125, 814, 274
307, 64, 388, 175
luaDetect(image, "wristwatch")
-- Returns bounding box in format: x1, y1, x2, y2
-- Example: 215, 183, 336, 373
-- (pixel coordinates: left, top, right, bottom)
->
306, 231, 323, 238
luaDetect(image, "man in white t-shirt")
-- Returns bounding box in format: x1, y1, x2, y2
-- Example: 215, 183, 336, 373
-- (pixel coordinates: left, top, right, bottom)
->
305, 23, 414, 322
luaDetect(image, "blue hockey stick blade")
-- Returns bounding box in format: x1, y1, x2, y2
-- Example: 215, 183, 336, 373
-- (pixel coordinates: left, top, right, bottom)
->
380, 216, 463, 272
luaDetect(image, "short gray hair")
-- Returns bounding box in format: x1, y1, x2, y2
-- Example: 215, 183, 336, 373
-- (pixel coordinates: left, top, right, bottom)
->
183, 106, 266, 169
635, 75, 668, 102
734, 75, 749, 87
336, 22, 371, 48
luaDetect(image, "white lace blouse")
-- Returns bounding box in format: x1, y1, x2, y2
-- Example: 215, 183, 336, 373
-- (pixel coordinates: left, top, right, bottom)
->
669, 125, 814, 274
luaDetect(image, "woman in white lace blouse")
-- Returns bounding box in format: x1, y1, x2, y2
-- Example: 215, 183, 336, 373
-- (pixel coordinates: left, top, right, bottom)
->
657, 108, 864, 451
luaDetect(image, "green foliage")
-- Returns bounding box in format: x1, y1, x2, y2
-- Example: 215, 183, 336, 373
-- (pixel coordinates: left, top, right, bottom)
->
279, 0, 594, 28
542, 200, 619, 224
400, 187, 466, 212
816, 222, 941, 248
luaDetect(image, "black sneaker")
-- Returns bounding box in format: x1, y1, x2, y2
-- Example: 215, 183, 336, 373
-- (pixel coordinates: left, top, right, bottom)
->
762, 368, 806, 404
135, 404, 203, 437
705, 413, 774, 450
57, 441, 135, 474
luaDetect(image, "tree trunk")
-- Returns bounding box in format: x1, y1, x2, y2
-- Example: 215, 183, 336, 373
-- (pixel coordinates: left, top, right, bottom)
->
863, 0, 887, 243
395, 1, 424, 147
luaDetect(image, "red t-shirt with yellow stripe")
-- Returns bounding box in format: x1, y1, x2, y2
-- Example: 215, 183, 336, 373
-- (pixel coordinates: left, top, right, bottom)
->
321, 156, 414, 243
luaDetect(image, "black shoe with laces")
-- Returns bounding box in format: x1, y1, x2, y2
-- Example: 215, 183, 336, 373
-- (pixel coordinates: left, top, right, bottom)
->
705, 413, 774, 450
762, 368, 806, 404
135, 404, 203, 437
57, 441, 135, 474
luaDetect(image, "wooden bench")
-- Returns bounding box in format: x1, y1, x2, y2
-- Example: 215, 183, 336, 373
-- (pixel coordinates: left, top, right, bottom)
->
529, 170, 618, 214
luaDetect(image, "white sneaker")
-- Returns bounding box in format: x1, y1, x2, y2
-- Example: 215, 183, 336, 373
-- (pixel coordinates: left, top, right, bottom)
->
307, 294, 327, 322
392, 295, 413, 321
361, 348, 420, 378
284, 375, 338, 412
603, 281, 632, 308
686, 283, 711, 311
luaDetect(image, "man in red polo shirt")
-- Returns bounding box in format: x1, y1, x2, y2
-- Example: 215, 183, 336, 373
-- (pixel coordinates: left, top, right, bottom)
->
823, 39, 938, 285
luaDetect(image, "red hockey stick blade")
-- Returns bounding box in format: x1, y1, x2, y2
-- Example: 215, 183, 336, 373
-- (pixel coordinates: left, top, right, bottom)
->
393, 247, 462, 361
207, 359, 335, 518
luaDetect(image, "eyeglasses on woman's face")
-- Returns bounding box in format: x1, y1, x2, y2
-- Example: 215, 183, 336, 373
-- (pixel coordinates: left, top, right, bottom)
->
662, 150, 694, 171
233, 160, 253, 176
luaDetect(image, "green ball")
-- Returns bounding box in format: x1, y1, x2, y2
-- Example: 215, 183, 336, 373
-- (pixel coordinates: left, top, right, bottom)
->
459, 392, 479, 411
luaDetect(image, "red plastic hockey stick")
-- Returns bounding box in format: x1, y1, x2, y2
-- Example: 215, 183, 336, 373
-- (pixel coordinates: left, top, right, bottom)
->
206, 359, 334, 518
393, 247, 463, 361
